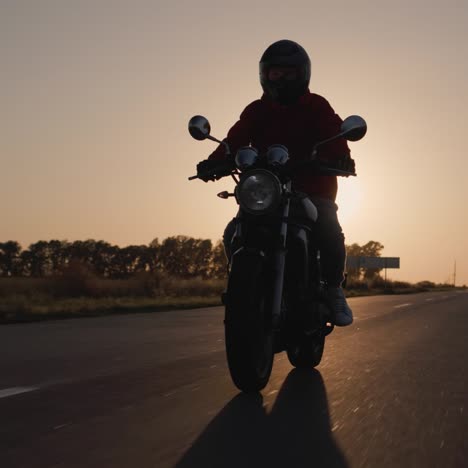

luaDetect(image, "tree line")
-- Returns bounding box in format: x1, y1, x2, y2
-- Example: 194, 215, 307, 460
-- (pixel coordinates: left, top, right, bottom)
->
0, 237, 227, 279
0, 238, 384, 280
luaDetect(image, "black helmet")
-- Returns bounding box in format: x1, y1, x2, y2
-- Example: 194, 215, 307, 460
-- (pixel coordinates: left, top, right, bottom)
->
259, 40, 311, 105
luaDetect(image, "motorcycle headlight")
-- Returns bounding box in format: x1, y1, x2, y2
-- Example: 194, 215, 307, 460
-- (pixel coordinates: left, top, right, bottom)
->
236, 169, 282, 215
235, 146, 259, 170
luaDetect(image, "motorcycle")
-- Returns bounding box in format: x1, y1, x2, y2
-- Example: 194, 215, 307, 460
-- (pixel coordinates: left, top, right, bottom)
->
188, 114, 367, 393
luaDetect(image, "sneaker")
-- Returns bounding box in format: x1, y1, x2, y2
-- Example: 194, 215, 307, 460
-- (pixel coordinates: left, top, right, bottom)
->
326, 287, 353, 326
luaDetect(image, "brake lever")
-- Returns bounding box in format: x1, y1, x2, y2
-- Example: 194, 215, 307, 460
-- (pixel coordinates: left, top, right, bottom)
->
320, 167, 357, 177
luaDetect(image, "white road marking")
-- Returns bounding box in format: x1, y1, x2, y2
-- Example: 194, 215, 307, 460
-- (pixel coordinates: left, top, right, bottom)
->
0, 387, 39, 399
394, 303, 412, 309
53, 423, 71, 430
425, 298, 434, 302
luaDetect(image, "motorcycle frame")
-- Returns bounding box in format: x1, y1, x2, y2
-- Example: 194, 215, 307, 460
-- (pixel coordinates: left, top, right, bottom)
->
228, 179, 322, 335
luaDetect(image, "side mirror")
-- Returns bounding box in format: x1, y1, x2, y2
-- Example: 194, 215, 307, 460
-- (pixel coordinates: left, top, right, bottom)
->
340, 115, 367, 142
188, 115, 211, 141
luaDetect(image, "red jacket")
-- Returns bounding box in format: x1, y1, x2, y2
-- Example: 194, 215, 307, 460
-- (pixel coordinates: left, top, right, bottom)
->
208, 90, 350, 201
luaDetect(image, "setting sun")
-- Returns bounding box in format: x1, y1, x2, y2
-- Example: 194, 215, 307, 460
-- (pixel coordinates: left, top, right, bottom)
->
336, 178, 363, 225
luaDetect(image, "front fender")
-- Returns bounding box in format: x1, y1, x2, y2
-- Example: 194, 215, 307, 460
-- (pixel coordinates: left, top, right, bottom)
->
285, 225, 310, 291
227, 247, 266, 308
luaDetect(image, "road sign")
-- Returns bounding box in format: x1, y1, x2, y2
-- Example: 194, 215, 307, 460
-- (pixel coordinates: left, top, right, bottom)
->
346, 257, 400, 269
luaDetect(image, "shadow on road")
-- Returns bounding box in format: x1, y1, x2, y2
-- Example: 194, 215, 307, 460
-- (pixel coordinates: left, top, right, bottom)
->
176, 369, 349, 468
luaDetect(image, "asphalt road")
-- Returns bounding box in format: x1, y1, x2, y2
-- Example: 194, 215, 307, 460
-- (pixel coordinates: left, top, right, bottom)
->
1, 290, 467, 468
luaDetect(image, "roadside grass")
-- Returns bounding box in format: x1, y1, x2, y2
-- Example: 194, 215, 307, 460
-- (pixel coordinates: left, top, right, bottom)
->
0, 273, 464, 324
0, 270, 224, 323
344, 278, 460, 297
0, 294, 222, 323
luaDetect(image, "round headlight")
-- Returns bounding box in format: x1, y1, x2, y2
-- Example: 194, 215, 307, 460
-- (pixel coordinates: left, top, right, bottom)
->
235, 146, 258, 170
236, 169, 282, 215
266, 144, 289, 166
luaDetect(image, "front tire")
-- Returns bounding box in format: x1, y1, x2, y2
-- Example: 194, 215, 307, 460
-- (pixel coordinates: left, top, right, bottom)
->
224, 252, 274, 393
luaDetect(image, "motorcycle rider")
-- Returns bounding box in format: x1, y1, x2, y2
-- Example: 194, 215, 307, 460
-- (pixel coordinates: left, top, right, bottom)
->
196, 39, 355, 326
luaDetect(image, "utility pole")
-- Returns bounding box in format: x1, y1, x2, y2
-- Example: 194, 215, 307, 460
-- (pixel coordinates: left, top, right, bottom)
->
453, 260, 457, 287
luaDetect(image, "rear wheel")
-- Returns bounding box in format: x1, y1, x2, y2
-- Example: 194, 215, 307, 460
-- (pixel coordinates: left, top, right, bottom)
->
224, 254, 274, 393
287, 334, 325, 368
285, 294, 327, 369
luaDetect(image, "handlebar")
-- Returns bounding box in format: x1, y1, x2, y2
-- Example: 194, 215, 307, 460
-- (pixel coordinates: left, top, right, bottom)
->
188, 159, 356, 181
286, 160, 356, 177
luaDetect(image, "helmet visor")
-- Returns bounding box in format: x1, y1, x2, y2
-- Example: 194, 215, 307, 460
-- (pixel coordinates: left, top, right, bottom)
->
266, 66, 298, 81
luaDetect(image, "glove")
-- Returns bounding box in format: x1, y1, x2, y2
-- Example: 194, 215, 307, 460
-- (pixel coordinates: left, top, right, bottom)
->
196, 159, 219, 182
196, 159, 233, 182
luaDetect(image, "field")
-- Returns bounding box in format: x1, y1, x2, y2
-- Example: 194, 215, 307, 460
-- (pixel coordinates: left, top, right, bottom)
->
0, 273, 462, 324
0, 273, 225, 322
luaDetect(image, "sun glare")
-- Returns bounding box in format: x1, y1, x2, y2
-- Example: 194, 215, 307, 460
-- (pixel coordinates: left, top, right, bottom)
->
336, 178, 363, 224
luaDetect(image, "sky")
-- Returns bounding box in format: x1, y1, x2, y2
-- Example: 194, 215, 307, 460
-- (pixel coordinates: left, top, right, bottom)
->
1, 0, 467, 284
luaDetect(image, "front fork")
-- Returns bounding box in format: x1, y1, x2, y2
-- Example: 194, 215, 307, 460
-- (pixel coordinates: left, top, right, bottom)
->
271, 196, 290, 328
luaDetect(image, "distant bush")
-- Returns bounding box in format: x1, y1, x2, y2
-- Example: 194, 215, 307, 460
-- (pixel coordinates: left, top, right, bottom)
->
389, 280, 412, 289
0, 267, 225, 300
53, 260, 101, 297
345, 276, 370, 291
368, 276, 386, 289
0, 277, 51, 297
415, 280, 436, 291
157, 276, 224, 297
347, 277, 419, 294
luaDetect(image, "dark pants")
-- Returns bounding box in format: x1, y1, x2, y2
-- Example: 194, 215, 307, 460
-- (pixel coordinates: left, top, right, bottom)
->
223, 197, 345, 287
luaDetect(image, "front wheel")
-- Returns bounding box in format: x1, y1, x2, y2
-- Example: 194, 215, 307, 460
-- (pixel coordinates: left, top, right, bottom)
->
224, 253, 274, 393
286, 334, 325, 369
